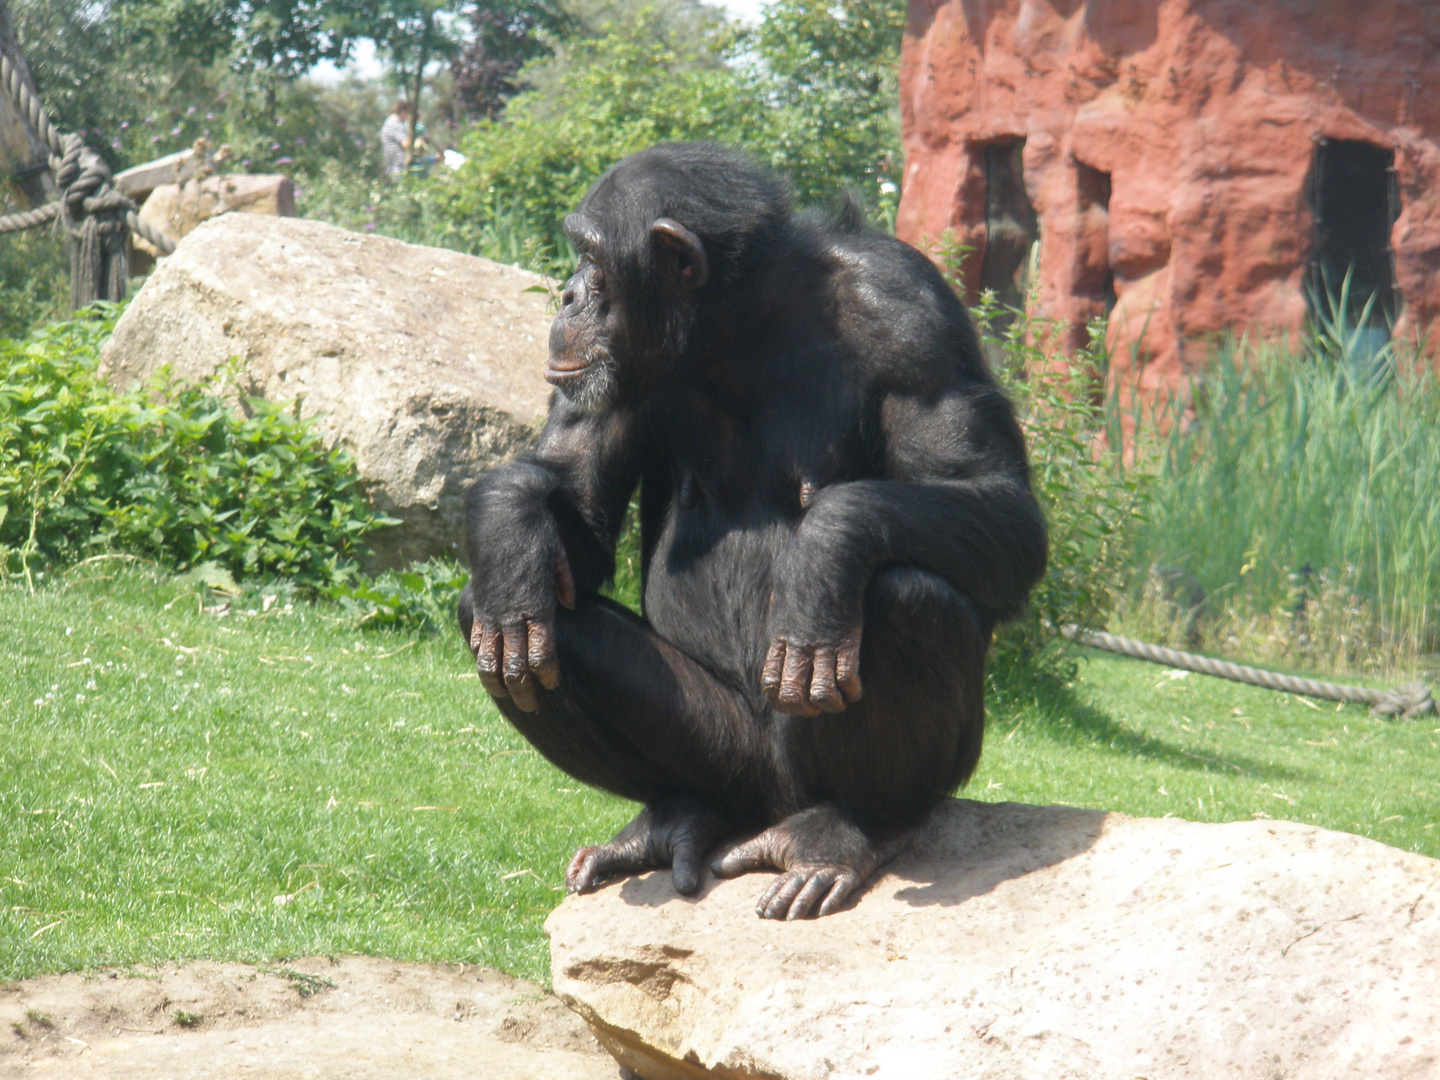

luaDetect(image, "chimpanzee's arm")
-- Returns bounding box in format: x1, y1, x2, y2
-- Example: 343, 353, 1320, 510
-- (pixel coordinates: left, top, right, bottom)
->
763, 380, 1047, 714
462, 396, 642, 709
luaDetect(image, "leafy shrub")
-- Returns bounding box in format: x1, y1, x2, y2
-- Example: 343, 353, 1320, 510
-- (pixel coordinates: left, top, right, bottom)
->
970, 296, 1147, 683
0, 308, 390, 589
326, 559, 470, 632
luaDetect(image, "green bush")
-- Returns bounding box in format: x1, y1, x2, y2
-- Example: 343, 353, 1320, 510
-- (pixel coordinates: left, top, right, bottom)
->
326, 559, 470, 632
0, 308, 390, 589
972, 299, 1146, 683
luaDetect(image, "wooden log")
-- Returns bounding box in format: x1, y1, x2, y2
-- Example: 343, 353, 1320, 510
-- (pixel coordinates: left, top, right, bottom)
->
114, 148, 199, 202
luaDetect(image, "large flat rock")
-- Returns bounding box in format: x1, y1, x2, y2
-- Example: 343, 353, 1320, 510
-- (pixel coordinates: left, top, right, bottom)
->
547, 799, 1440, 1080
102, 214, 554, 566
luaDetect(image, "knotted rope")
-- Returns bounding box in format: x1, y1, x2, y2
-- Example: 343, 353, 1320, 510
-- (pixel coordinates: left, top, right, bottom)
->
0, 48, 176, 308
1065, 626, 1435, 719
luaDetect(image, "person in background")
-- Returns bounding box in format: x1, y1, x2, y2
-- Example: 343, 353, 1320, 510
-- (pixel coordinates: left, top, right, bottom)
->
380, 100, 411, 181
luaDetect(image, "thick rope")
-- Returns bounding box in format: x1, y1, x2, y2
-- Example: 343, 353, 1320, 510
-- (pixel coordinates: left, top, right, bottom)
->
0, 46, 176, 305
1065, 626, 1435, 720
0, 49, 61, 156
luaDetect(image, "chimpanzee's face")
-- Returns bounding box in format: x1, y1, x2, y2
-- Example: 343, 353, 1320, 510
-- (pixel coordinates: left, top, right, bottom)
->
546, 198, 709, 415
547, 224, 623, 415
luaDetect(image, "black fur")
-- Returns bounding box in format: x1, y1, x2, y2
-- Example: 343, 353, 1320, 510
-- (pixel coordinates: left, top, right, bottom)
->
458, 143, 1047, 918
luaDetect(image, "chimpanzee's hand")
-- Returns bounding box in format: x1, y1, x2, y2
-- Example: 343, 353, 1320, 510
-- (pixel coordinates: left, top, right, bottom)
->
760, 628, 863, 716
466, 547, 576, 713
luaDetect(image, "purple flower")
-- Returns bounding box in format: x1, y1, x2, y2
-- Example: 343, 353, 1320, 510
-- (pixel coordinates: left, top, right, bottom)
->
151, 135, 160, 143
112, 137, 122, 150
363, 223, 376, 231
270, 142, 282, 151
120, 121, 129, 130
186, 105, 197, 115
205, 113, 215, 121
242, 158, 252, 167
275, 156, 293, 166
294, 137, 307, 146
170, 126, 181, 135
144, 115, 154, 124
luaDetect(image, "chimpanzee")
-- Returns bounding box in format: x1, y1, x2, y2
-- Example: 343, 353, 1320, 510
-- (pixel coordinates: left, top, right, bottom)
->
457, 143, 1046, 920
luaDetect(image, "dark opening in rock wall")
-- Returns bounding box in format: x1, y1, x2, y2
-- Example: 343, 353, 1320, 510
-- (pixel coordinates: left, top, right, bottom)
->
979, 138, 1039, 316
1308, 139, 1401, 338
1075, 160, 1117, 320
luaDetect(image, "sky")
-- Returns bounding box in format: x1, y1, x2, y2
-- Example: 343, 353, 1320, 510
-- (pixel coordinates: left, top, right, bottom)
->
311, 0, 769, 85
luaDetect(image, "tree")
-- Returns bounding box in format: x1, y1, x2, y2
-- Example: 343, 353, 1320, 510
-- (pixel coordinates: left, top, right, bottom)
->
449, 1, 570, 120
368, 0, 463, 155
438, 4, 760, 272
749, 0, 906, 215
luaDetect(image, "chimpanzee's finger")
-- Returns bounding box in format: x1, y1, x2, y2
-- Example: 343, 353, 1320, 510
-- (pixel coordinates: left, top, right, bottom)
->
474, 624, 508, 699
566, 846, 610, 893
777, 646, 821, 716
501, 621, 539, 711
710, 832, 779, 877
816, 870, 862, 917
758, 872, 807, 919
807, 646, 846, 713
527, 619, 561, 690
835, 630, 863, 703
554, 550, 577, 610
787, 868, 838, 920
760, 638, 785, 703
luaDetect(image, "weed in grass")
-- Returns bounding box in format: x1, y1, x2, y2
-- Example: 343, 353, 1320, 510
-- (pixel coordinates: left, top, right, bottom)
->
258, 968, 336, 998
172, 1009, 202, 1028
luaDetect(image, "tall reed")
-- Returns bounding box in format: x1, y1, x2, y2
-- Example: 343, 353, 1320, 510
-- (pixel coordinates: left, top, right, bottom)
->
1130, 331, 1440, 663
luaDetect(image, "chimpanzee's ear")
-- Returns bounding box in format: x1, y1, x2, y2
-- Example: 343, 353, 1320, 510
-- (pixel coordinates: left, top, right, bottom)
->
650, 218, 709, 291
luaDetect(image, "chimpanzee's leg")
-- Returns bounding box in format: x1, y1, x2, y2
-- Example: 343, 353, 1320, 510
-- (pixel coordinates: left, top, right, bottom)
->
458, 585, 767, 894
713, 566, 990, 918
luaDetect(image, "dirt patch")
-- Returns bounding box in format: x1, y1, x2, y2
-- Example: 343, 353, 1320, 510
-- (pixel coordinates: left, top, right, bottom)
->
0, 956, 622, 1078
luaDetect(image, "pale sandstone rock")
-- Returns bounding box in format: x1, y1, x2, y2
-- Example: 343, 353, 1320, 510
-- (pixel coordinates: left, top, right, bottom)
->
102, 214, 554, 566
547, 798, 1440, 1080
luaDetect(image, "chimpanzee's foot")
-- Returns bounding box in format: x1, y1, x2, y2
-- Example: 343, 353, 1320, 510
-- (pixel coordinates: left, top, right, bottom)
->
709, 803, 911, 920
566, 794, 728, 897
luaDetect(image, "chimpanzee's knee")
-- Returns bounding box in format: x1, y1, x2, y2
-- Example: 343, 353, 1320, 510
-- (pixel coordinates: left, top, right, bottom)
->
787, 567, 989, 829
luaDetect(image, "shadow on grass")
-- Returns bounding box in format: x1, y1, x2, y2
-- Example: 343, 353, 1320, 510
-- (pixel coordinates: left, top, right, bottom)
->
988, 670, 1301, 783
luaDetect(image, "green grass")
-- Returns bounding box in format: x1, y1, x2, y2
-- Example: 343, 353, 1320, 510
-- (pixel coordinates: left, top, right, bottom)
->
980, 658, 1438, 858
3, 567, 1436, 985
0, 565, 632, 984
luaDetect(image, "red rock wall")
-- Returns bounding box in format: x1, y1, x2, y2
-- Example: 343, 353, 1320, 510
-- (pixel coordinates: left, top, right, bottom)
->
897, 0, 1440, 401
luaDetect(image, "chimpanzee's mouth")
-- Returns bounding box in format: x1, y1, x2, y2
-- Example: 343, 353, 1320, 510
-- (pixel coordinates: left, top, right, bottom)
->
544, 359, 590, 385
